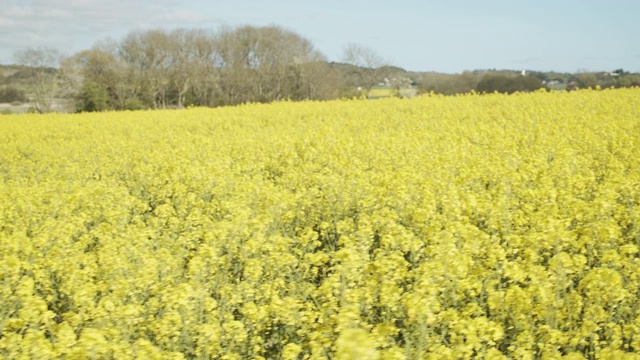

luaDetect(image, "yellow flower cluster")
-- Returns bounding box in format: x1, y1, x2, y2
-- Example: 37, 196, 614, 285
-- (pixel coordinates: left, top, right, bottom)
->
1, 88, 640, 359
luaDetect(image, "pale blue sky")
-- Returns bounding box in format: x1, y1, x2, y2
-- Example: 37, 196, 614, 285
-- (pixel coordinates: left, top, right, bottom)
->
1, 0, 638, 73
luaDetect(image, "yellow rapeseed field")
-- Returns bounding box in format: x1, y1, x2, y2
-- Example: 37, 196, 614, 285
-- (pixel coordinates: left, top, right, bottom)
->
1, 88, 640, 359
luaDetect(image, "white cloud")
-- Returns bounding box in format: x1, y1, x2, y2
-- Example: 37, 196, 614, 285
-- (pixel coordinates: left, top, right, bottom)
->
0, 0, 218, 63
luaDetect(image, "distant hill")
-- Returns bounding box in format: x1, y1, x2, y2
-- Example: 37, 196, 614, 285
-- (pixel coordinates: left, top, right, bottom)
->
1, 62, 639, 115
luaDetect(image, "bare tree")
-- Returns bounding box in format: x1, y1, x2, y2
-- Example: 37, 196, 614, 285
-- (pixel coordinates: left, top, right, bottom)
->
119, 29, 173, 109
56, 25, 339, 110
58, 56, 84, 111
169, 29, 195, 108
215, 25, 335, 105
215, 26, 268, 104
188, 29, 222, 107
14, 47, 63, 113
288, 48, 338, 101
341, 43, 392, 97
167, 28, 220, 108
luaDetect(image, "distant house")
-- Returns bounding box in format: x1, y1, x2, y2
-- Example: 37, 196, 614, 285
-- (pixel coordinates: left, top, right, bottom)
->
544, 80, 567, 90
367, 76, 417, 99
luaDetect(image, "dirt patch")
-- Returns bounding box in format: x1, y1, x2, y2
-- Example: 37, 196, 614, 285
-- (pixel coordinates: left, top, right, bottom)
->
0, 103, 32, 114
0, 99, 70, 114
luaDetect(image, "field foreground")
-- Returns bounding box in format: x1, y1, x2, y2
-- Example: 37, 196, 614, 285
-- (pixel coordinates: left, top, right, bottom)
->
1, 89, 640, 359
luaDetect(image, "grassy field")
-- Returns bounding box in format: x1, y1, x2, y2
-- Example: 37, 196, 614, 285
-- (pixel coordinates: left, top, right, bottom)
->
0, 102, 32, 114
1, 89, 640, 359
367, 87, 417, 99
0, 98, 69, 114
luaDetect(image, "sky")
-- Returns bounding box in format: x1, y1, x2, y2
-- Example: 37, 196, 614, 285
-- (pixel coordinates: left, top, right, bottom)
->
1, 0, 639, 73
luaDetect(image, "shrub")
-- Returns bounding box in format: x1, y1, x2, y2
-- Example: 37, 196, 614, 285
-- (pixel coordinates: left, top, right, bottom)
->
0, 86, 28, 103
124, 98, 146, 111
476, 74, 543, 94
76, 82, 109, 112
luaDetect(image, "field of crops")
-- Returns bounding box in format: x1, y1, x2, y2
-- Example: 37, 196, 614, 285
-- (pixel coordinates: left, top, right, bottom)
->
1, 88, 640, 359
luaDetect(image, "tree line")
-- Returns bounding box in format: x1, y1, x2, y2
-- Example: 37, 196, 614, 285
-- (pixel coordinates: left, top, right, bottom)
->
4, 24, 640, 113
10, 26, 404, 113
6, 26, 363, 112
415, 69, 640, 95
62, 26, 343, 112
